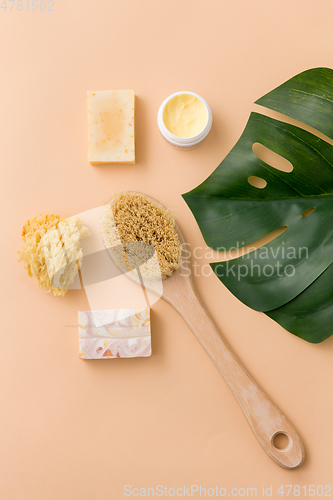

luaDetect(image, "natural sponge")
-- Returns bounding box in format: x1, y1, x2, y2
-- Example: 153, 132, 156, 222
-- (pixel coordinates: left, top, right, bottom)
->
101, 192, 181, 280
18, 213, 89, 296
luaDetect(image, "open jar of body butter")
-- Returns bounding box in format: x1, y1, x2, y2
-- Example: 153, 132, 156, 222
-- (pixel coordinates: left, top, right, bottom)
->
157, 91, 213, 150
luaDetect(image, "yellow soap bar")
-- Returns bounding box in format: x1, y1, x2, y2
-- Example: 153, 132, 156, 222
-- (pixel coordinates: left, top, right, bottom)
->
87, 90, 135, 164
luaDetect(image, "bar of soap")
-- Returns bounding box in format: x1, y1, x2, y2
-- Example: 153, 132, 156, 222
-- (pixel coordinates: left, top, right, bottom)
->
78, 308, 151, 359
87, 90, 135, 164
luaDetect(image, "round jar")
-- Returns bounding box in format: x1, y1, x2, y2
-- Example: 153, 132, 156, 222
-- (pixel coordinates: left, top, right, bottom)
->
157, 91, 213, 150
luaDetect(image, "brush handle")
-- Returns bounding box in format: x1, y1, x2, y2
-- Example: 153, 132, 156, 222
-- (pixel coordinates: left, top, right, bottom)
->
166, 280, 304, 469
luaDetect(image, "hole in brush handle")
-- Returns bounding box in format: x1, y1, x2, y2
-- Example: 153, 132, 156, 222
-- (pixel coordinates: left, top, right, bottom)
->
271, 431, 292, 452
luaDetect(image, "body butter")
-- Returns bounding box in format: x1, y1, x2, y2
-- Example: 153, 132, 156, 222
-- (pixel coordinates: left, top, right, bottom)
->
158, 91, 212, 150
163, 94, 207, 138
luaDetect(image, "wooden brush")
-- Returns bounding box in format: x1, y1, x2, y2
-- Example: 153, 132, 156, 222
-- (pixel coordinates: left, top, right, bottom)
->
101, 191, 304, 469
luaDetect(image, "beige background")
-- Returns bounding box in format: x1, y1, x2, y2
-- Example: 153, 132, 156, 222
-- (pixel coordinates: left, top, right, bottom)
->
1, 0, 333, 498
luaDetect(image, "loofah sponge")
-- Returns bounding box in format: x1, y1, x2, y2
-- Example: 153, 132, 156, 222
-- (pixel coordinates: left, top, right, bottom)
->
100, 192, 181, 280
18, 213, 89, 296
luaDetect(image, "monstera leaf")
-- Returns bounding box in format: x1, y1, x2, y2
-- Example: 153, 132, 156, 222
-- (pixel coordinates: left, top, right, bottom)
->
266, 264, 333, 343
182, 67, 333, 343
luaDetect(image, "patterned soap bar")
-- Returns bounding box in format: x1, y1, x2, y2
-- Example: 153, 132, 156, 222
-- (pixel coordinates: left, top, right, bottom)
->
78, 308, 151, 359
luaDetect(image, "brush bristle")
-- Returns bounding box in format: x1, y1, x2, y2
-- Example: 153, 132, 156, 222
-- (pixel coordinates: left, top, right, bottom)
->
100, 192, 181, 280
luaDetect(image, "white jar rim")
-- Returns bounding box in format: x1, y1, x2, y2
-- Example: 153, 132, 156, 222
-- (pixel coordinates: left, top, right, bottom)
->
157, 91, 213, 150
